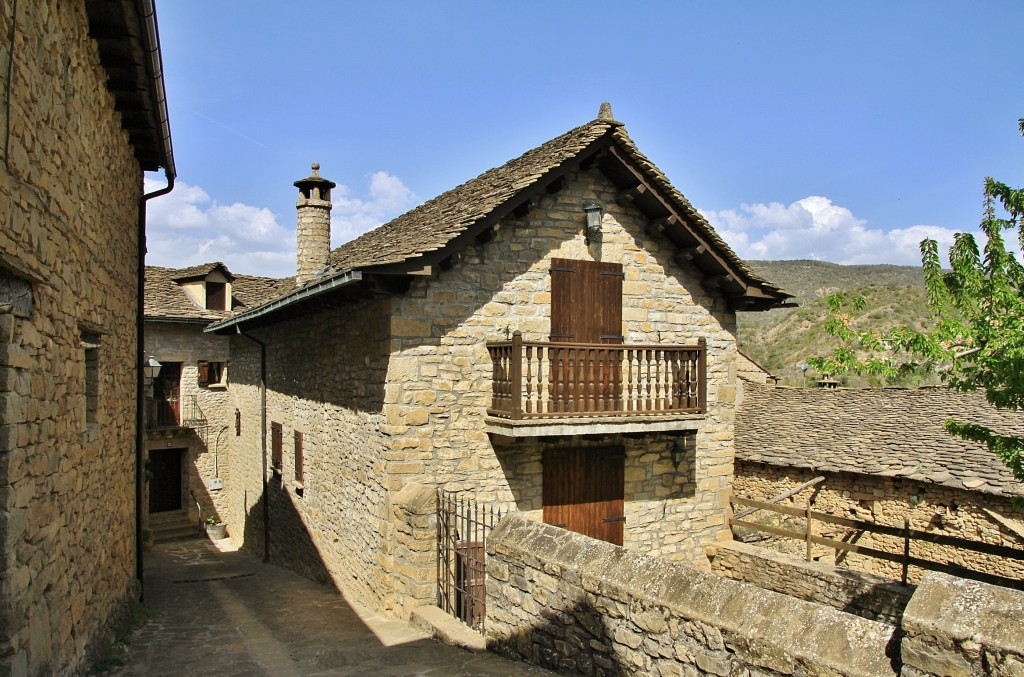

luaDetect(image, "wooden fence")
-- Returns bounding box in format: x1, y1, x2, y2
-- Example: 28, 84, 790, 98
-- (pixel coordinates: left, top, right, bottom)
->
731, 495, 1024, 589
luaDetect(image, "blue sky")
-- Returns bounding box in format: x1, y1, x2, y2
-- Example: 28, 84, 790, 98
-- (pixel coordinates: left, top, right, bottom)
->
146, 1, 1024, 278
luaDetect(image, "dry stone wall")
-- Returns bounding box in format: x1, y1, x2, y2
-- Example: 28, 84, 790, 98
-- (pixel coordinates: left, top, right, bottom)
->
735, 461, 1024, 583
0, 1, 144, 674
709, 540, 913, 625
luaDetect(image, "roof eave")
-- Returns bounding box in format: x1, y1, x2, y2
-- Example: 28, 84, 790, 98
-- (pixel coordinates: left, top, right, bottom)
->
205, 269, 363, 334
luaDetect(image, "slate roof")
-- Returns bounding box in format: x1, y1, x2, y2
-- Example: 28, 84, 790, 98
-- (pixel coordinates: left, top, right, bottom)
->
736, 382, 1024, 497
208, 110, 790, 333
145, 264, 292, 321
329, 117, 782, 297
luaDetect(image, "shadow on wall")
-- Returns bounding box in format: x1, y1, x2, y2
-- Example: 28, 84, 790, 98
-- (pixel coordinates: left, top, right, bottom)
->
239, 475, 340, 595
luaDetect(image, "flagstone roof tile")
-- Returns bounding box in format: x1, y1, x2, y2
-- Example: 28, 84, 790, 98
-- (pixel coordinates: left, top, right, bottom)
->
736, 382, 1024, 497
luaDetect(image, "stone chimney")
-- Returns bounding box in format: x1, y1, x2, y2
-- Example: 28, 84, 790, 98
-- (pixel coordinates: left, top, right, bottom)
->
294, 163, 336, 287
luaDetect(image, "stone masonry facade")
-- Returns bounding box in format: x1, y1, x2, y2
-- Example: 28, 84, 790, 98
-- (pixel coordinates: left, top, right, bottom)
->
224, 163, 742, 614
734, 460, 1024, 583
145, 323, 233, 526
1, 1, 147, 674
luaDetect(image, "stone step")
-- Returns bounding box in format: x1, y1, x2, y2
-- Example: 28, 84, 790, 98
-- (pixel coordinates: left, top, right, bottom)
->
148, 510, 202, 543
154, 525, 203, 543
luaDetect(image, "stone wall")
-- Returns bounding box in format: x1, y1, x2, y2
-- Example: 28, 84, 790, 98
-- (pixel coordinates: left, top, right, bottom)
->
708, 540, 913, 625
0, 1, 144, 674
225, 298, 394, 610
487, 513, 897, 676
224, 163, 743, 616
384, 165, 739, 560
734, 461, 1024, 583
900, 572, 1024, 677
145, 322, 233, 524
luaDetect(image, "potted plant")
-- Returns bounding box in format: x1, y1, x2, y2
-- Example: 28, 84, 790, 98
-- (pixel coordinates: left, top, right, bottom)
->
205, 516, 227, 540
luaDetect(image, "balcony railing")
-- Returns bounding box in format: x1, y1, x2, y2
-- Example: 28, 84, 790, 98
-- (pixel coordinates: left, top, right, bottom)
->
146, 394, 208, 432
487, 332, 706, 420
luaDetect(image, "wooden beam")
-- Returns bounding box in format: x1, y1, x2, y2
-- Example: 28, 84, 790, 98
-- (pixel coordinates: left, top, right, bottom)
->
702, 274, 735, 290
512, 199, 535, 219
676, 244, 706, 262
475, 226, 496, 244
732, 477, 825, 520
545, 176, 568, 194
646, 215, 678, 235
615, 184, 647, 206
579, 147, 608, 172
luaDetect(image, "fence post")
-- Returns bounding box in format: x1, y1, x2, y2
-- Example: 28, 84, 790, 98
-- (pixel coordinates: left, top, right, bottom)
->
510, 331, 523, 420
902, 516, 911, 585
805, 503, 813, 562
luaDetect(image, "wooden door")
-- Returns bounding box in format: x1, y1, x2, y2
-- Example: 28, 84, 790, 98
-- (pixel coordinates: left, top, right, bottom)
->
550, 259, 624, 411
154, 362, 181, 426
148, 448, 183, 513
543, 446, 625, 546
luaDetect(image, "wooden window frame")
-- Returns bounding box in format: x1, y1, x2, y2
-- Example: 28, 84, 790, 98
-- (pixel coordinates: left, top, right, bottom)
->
197, 360, 225, 387
294, 430, 304, 484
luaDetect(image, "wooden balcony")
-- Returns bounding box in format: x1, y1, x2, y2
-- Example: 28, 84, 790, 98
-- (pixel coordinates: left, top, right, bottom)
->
486, 332, 706, 437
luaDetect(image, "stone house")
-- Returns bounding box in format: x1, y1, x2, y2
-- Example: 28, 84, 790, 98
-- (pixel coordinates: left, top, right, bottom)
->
735, 381, 1024, 583
207, 105, 791, 617
0, 1, 174, 674
143, 263, 290, 535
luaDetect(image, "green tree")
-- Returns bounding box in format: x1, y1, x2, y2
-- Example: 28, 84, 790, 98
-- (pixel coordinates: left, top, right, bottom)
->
811, 118, 1024, 487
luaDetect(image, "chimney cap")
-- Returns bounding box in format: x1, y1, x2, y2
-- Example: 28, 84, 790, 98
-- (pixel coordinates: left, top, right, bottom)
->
294, 162, 337, 191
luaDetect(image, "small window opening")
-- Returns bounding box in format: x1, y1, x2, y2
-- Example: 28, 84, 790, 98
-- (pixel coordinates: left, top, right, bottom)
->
198, 360, 225, 387
206, 281, 227, 311
294, 431, 304, 484
81, 333, 100, 424
271, 422, 283, 475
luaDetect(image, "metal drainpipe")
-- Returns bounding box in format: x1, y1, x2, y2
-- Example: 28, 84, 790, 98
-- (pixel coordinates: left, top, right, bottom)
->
137, 173, 174, 600
236, 325, 270, 562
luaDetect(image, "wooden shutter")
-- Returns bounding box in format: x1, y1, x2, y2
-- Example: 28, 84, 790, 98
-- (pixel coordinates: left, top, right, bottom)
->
550, 258, 579, 342
550, 259, 623, 344
197, 361, 210, 386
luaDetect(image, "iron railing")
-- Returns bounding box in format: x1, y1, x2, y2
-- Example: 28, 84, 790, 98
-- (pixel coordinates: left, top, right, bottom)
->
437, 489, 505, 631
487, 332, 706, 419
146, 394, 208, 434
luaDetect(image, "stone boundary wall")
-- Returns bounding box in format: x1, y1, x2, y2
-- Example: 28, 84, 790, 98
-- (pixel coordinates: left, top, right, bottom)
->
486, 513, 897, 676
900, 572, 1024, 677
708, 540, 913, 625
734, 461, 1024, 583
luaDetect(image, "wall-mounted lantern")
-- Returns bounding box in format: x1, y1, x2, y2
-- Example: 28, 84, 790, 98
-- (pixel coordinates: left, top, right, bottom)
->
144, 356, 162, 379
582, 200, 603, 244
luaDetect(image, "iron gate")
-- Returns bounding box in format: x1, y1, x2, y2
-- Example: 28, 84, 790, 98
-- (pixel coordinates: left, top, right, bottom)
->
437, 489, 504, 630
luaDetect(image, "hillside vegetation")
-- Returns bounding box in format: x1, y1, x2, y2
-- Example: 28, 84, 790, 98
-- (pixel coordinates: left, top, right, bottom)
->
737, 260, 941, 388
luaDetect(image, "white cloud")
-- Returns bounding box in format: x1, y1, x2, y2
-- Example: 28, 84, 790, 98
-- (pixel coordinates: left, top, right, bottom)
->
701, 196, 979, 266
144, 173, 416, 278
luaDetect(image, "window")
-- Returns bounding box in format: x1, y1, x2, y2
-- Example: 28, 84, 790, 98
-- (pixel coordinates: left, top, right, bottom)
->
235, 408, 241, 436
271, 422, 283, 475
81, 333, 100, 424
294, 431, 304, 484
206, 281, 227, 310
198, 360, 225, 387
